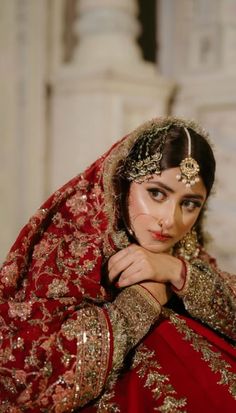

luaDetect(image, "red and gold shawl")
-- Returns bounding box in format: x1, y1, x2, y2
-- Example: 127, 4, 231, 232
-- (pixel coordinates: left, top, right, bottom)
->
0, 118, 236, 413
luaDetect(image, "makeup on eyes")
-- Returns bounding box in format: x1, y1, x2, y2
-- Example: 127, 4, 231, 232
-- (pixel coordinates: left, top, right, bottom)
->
145, 180, 205, 207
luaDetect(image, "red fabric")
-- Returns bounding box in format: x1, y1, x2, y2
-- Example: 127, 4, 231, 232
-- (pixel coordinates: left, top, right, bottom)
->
0, 140, 120, 411
83, 313, 236, 412
0, 129, 235, 412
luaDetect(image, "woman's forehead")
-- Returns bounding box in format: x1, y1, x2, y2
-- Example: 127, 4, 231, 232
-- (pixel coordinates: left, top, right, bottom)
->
132, 168, 207, 199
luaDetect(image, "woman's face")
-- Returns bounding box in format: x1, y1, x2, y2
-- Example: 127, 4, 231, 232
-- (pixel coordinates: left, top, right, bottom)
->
128, 167, 207, 253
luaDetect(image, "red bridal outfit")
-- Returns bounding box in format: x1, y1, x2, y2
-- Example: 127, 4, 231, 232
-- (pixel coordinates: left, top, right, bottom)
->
0, 118, 236, 413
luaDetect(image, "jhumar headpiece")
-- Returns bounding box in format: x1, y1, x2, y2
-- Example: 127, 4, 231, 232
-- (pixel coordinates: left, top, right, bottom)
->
176, 127, 200, 187
123, 121, 201, 187
124, 125, 170, 183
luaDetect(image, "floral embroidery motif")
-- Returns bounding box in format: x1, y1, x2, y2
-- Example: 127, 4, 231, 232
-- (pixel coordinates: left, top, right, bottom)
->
165, 309, 236, 400
66, 192, 88, 214
8, 302, 32, 321
132, 344, 187, 412
96, 390, 120, 413
1, 262, 18, 287
47, 278, 69, 298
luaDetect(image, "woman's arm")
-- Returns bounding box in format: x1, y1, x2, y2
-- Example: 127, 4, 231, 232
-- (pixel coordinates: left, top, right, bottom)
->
105, 284, 162, 378
174, 253, 236, 341
5, 284, 163, 411
107, 243, 236, 341
71, 284, 162, 409
59, 284, 162, 409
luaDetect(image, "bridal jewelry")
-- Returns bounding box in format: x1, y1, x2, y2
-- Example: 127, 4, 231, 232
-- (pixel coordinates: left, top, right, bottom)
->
124, 126, 170, 182
124, 124, 201, 187
176, 228, 200, 261
176, 127, 200, 188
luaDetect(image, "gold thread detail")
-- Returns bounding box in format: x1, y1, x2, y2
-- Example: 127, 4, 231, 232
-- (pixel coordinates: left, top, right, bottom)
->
164, 309, 236, 400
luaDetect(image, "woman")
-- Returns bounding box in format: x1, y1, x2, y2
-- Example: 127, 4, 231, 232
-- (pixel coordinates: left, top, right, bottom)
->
0, 117, 235, 412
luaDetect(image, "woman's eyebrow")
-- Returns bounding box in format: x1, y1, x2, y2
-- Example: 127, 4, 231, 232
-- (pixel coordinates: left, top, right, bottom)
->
147, 181, 205, 200
183, 194, 205, 201
147, 181, 175, 193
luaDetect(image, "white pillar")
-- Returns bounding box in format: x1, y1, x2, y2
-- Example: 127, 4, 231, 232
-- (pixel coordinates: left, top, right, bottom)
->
50, 0, 174, 192
74, 0, 142, 67
221, 0, 236, 73
0, 0, 48, 263
158, 0, 236, 272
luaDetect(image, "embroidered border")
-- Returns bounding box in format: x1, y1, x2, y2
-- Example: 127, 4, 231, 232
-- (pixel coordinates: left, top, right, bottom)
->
70, 306, 110, 408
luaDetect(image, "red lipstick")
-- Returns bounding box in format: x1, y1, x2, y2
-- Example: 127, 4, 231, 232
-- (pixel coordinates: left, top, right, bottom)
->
151, 231, 172, 242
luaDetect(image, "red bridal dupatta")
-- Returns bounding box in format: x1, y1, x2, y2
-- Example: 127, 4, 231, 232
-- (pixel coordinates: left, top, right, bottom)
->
0, 118, 236, 413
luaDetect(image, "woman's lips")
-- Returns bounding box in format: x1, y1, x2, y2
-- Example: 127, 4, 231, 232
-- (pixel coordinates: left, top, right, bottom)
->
150, 231, 172, 242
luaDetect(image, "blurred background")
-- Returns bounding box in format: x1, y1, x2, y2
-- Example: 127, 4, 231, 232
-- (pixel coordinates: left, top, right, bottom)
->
1, 0, 236, 270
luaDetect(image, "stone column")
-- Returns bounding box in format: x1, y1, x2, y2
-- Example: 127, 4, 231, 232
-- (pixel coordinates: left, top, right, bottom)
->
0, 0, 48, 263
50, 0, 174, 191
74, 0, 142, 67
158, 0, 236, 272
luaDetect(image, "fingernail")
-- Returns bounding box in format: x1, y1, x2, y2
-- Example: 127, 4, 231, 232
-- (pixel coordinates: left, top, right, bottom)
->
115, 282, 120, 288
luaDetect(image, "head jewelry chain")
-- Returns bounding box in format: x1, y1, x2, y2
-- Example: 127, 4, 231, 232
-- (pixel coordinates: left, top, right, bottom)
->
176, 127, 200, 187
124, 126, 200, 187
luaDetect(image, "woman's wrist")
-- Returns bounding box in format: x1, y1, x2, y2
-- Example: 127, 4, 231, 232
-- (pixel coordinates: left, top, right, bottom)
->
171, 258, 187, 291
137, 284, 162, 309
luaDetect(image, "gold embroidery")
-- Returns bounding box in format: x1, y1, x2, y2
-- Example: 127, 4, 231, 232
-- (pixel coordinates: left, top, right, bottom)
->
132, 345, 187, 412
72, 306, 111, 408
165, 309, 236, 400
66, 191, 88, 214
175, 259, 236, 340
96, 390, 120, 413
107, 285, 161, 372
8, 301, 32, 321
47, 278, 69, 298
1, 262, 19, 287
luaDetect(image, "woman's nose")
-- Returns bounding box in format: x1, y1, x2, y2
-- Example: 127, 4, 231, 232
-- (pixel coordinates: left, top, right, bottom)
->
157, 202, 179, 230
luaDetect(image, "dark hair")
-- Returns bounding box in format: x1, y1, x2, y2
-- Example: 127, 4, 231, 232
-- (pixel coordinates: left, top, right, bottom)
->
114, 124, 216, 246
156, 125, 215, 196
121, 125, 215, 196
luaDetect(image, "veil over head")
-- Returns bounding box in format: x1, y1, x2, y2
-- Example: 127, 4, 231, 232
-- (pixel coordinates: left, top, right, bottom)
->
0, 116, 210, 304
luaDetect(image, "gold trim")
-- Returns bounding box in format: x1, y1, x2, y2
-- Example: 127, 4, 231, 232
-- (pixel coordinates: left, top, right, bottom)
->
72, 306, 111, 408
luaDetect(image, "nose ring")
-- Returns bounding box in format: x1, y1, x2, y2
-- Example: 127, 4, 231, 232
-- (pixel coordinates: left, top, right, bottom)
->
158, 219, 163, 228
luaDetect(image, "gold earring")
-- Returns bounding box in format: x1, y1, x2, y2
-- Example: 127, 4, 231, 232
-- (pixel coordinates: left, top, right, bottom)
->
176, 228, 200, 261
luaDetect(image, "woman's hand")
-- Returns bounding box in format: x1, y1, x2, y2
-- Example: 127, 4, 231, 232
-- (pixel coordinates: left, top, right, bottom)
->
139, 281, 172, 306
108, 244, 184, 289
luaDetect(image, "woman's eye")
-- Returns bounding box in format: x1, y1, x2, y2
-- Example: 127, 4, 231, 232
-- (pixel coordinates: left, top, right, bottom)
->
182, 199, 202, 211
147, 188, 165, 201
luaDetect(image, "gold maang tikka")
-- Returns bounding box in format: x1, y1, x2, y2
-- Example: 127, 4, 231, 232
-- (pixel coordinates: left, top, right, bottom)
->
176, 127, 200, 187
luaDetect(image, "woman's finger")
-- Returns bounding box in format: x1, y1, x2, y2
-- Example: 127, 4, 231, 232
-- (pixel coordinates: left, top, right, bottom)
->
108, 252, 134, 282
108, 245, 140, 281
118, 268, 147, 288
